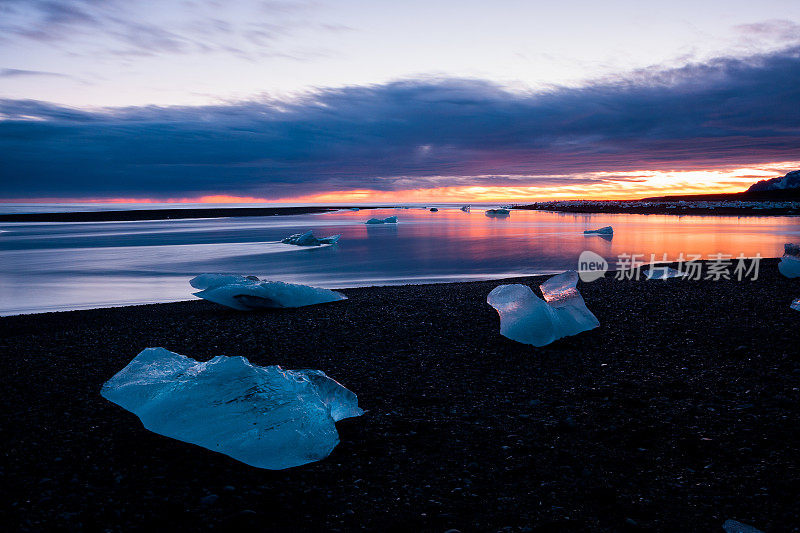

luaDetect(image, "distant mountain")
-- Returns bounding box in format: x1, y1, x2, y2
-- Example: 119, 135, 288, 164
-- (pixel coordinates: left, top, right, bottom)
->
747, 170, 800, 192
643, 169, 800, 201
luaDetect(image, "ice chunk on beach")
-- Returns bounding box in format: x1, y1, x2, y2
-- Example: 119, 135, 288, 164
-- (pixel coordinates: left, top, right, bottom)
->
281, 230, 341, 246
485, 208, 510, 216
584, 226, 613, 235
779, 243, 800, 278
722, 519, 764, 533
645, 266, 686, 280
190, 275, 346, 310
487, 270, 599, 347
365, 216, 397, 224
101, 348, 363, 470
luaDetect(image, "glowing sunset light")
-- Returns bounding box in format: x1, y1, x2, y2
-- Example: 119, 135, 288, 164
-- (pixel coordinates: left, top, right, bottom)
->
7, 162, 793, 205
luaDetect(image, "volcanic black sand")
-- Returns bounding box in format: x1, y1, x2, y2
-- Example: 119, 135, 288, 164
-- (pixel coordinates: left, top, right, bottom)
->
1, 260, 799, 532
0, 206, 387, 223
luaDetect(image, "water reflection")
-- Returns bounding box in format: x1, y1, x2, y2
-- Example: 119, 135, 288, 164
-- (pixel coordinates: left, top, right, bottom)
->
1, 207, 798, 315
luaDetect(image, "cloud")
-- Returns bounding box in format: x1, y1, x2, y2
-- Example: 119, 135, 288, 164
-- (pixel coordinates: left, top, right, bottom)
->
1, 46, 799, 199
0, 68, 68, 78
0, 0, 343, 60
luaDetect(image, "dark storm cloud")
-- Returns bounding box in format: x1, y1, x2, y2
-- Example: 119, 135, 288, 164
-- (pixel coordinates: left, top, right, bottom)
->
1, 46, 799, 199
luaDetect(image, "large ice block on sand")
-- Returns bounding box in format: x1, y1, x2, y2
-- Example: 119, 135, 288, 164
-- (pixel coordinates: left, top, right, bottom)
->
487, 270, 599, 347
584, 226, 613, 235
645, 266, 686, 280
281, 230, 341, 246
101, 348, 363, 470
190, 274, 346, 310
365, 216, 398, 224
779, 243, 800, 278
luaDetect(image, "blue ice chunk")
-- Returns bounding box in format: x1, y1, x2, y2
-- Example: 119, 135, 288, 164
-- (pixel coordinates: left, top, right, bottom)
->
487, 270, 599, 347
190, 275, 346, 310
101, 348, 363, 470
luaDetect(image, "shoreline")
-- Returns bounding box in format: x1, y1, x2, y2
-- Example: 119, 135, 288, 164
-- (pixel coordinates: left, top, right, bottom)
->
513, 205, 800, 217
2, 258, 798, 531
0, 206, 389, 223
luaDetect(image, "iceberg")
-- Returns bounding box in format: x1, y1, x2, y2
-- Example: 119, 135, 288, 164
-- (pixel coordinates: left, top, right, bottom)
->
281, 230, 341, 246
429, 207, 439, 212
778, 243, 800, 278
365, 216, 398, 224
190, 274, 346, 310
101, 348, 363, 470
644, 266, 686, 280
584, 226, 613, 235
487, 270, 599, 347
460, 205, 471, 212
485, 208, 510, 216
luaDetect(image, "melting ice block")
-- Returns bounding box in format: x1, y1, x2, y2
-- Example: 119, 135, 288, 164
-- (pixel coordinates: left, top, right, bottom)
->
190, 274, 346, 310
584, 226, 613, 235
281, 230, 341, 246
487, 270, 599, 347
778, 243, 800, 278
101, 348, 363, 469
365, 216, 397, 224
645, 266, 686, 280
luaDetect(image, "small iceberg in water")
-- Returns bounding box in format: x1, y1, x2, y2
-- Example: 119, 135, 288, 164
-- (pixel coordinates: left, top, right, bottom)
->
644, 266, 686, 280
460, 205, 471, 212
190, 274, 346, 310
487, 270, 599, 347
429, 207, 439, 212
365, 216, 398, 224
281, 230, 341, 246
101, 348, 363, 470
584, 226, 613, 235
778, 243, 800, 278
485, 208, 510, 216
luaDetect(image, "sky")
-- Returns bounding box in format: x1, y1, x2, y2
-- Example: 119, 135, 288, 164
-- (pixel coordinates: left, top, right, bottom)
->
1, 0, 800, 202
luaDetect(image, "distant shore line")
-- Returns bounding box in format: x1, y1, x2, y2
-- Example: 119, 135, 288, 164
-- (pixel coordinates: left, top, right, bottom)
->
0, 206, 390, 223
2, 202, 800, 222
513, 204, 800, 217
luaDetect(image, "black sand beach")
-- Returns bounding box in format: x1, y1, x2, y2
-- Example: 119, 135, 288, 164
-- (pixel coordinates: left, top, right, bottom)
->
1, 259, 799, 532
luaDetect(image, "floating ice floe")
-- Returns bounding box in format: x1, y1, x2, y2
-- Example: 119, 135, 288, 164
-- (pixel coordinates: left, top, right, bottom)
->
584, 226, 613, 235
281, 230, 341, 246
722, 519, 764, 533
644, 266, 686, 280
101, 348, 363, 470
778, 243, 800, 278
485, 208, 510, 216
487, 270, 599, 347
365, 216, 398, 224
190, 274, 346, 310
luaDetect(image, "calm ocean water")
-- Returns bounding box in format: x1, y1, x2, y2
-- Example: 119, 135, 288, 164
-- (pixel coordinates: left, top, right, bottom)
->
1, 204, 798, 315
